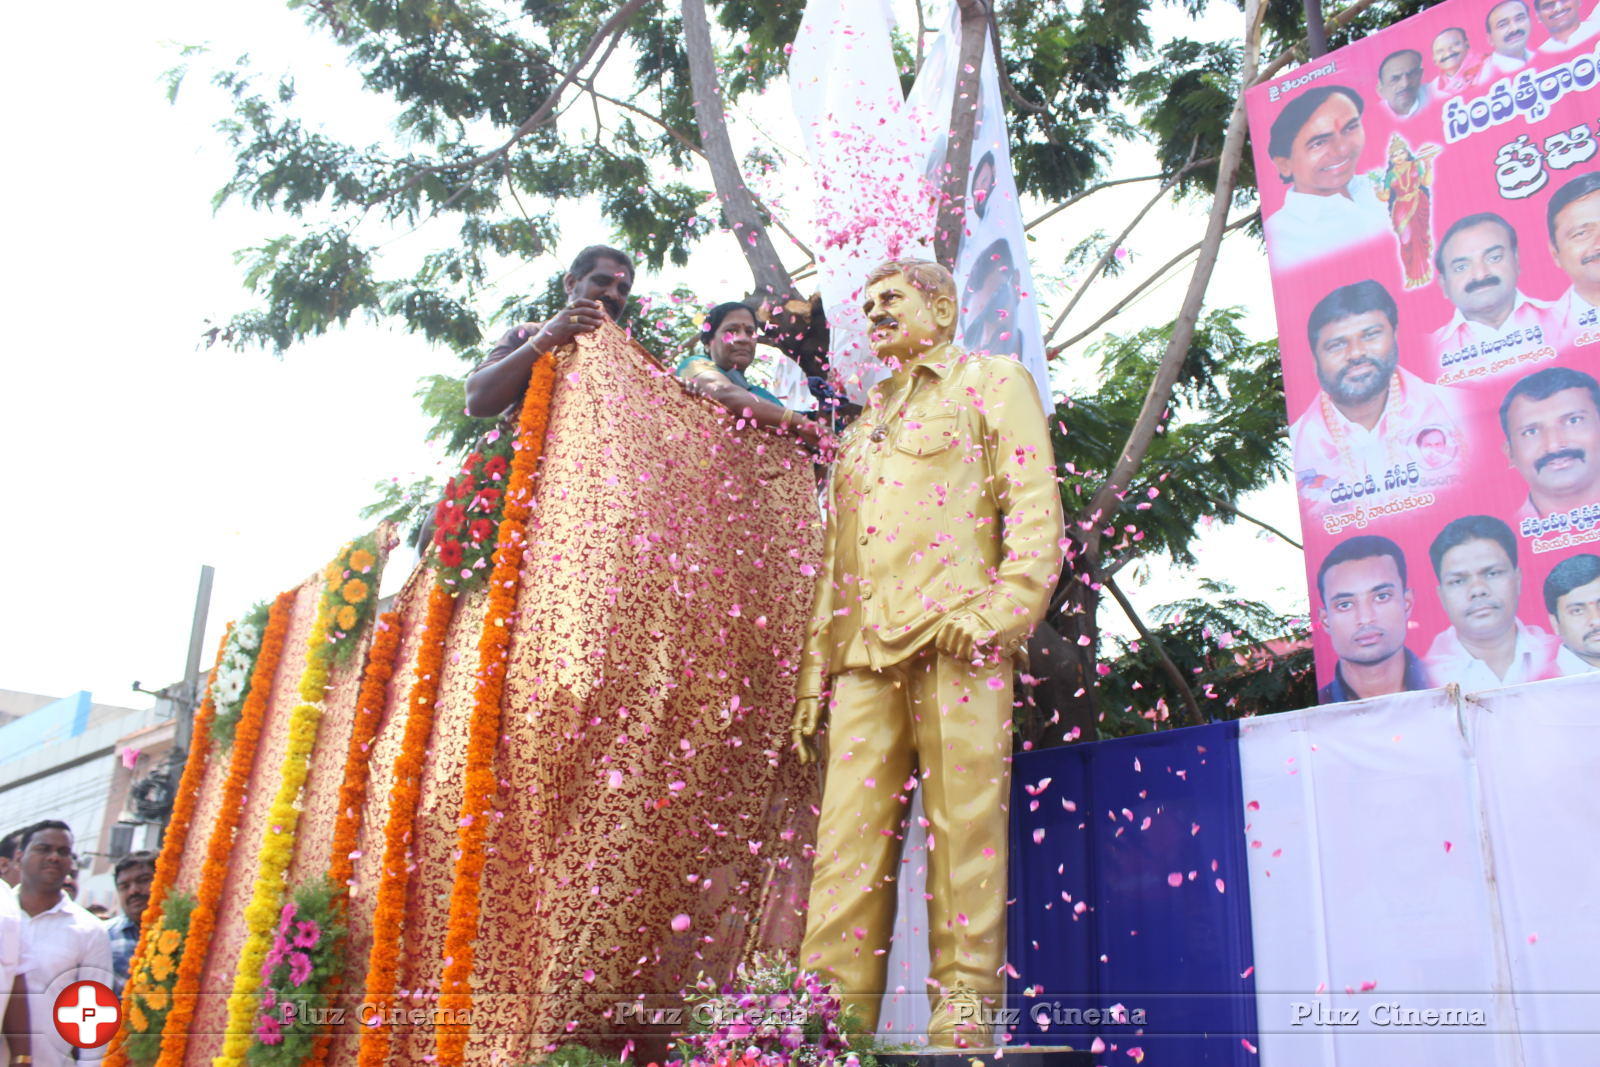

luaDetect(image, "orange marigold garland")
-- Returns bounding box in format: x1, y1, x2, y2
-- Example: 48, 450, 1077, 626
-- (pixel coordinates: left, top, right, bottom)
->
154, 590, 296, 1067
357, 584, 457, 1067
105, 625, 232, 1067
435, 354, 558, 1065
303, 609, 403, 1067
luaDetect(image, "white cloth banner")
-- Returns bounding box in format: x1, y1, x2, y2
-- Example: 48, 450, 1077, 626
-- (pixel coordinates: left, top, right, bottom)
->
907, 3, 1052, 408
1239, 676, 1600, 1066
787, 0, 936, 401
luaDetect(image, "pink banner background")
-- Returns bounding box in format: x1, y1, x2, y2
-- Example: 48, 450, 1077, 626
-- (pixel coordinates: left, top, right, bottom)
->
1245, 0, 1600, 697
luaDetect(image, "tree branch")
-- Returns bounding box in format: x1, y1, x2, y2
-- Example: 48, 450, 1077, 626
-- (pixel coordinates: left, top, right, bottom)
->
1201, 492, 1304, 549
681, 0, 800, 309
1253, 0, 1380, 85
1077, 0, 1267, 563
1042, 175, 1183, 344
580, 82, 817, 261
1025, 171, 1168, 231
1104, 573, 1205, 729
1046, 211, 1257, 355
378, 0, 648, 201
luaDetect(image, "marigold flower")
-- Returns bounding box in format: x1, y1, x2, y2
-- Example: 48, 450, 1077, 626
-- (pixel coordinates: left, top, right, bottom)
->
129, 1003, 150, 1033
348, 548, 376, 572
336, 605, 358, 631
157, 927, 182, 955
150, 952, 174, 982
142, 986, 169, 1012
342, 578, 369, 604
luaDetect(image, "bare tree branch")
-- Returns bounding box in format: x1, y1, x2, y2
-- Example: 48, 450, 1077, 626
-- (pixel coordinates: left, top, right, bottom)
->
1201, 491, 1304, 549
1105, 573, 1205, 728
682, 0, 799, 307
1042, 176, 1183, 344
1078, 0, 1268, 563
1025, 171, 1166, 231
1046, 211, 1257, 355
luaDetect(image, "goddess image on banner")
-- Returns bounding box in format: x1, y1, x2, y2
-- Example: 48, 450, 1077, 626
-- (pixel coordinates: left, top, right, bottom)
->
1245, 0, 1600, 702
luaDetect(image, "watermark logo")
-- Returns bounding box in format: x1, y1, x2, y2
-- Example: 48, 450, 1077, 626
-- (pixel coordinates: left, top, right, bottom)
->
54, 980, 120, 1049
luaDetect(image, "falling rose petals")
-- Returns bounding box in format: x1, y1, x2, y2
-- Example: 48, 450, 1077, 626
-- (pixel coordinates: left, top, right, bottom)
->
1443, 841, 1453, 853
1033, 828, 1047, 844
670, 914, 692, 932
1167, 872, 1183, 887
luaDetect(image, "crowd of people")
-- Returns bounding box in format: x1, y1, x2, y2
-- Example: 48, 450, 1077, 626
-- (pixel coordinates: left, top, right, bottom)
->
0, 821, 155, 1065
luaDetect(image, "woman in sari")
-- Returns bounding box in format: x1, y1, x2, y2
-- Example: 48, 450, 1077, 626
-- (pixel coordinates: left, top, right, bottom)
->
676, 301, 824, 446
1374, 135, 1441, 289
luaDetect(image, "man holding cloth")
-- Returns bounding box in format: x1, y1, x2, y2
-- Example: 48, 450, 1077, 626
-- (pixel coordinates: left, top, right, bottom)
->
792, 259, 1063, 1047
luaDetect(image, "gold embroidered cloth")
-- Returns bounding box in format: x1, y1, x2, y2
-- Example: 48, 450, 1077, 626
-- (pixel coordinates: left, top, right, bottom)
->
172, 325, 819, 1063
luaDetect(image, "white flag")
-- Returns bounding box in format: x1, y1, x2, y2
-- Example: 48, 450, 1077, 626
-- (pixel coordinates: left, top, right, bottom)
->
788, 0, 937, 401
909, 2, 1053, 407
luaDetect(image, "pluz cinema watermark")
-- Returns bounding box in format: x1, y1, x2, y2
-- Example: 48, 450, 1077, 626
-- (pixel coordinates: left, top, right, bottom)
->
1291, 1001, 1488, 1028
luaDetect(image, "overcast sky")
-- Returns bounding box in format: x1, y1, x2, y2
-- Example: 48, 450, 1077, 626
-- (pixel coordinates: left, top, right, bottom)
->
0, 0, 1304, 711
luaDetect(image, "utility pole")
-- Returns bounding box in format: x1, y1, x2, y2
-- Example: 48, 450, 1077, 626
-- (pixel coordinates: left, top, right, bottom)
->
174, 564, 215, 759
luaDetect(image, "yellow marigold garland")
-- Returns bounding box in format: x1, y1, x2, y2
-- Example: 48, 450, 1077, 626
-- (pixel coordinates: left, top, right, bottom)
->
435, 354, 558, 1064
214, 588, 338, 1065
104, 625, 231, 1067
155, 590, 296, 1067
302, 610, 403, 1067
357, 584, 457, 1067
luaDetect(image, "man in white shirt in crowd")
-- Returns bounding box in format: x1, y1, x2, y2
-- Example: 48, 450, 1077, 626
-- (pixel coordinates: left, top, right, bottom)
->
1482, 0, 1536, 77
1534, 0, 1600, 53
1376, 49, 1430, 118
1291, 280, 1465, 514
1543, 553, 1600, 673
1426, 515, 1560, 687
1263, 85, 1392, 269
1430, 212, 1557, 366
0, 831, 23, 889
1501, 366, 1600, 522
0, 880, 34, 1067
13, 821, 112, 1066
1547, 172, 1600, 346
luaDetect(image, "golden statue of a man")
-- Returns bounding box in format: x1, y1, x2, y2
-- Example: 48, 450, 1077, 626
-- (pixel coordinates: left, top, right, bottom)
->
792, 258, 1065, 1047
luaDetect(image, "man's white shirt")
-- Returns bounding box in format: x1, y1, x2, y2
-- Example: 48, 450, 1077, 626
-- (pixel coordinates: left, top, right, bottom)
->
1264, 180, 1393, 270
1556, 644, 1600, 675
1481, 49, 1535, 79
0, 888, 32, 1064
1552, 284, 1600, 346
15, 889, 113, 1066
1537, 17, 1600, 53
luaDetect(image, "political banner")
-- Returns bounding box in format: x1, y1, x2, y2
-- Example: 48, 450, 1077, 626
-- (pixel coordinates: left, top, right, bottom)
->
1245, 0, 1600, 702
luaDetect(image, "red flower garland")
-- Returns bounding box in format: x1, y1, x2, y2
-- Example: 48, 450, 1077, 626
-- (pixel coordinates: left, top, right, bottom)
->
103, 625, 232, 1067
304, 609, 404, 1067
154, 589, 295, 1067
356, 585, 457, 1067
435, 355, 558, 1064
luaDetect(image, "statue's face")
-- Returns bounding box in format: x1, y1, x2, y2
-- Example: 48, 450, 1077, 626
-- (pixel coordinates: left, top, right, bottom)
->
862, 273, 956, 365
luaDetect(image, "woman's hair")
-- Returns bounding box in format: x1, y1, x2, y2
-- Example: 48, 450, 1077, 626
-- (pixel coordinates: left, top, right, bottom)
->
701, 301, 757, 348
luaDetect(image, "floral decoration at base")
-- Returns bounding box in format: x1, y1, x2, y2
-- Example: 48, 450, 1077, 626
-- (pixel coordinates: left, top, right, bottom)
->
245, 876, 348, 1066
121, 891, 198, 1067
211, 601, 271, 749
426, 429, 514, 591
673, 953, 879, 1067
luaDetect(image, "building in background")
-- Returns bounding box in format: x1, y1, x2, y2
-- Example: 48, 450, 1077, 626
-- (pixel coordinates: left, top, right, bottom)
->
0, 689, 176, 913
